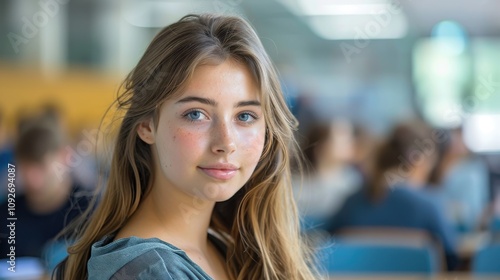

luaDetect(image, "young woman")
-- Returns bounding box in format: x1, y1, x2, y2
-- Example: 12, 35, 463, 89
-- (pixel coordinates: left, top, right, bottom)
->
55, 14, 318, 280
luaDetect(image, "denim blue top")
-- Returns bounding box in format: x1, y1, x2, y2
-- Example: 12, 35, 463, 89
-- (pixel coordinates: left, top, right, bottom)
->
87, 235, 221, 280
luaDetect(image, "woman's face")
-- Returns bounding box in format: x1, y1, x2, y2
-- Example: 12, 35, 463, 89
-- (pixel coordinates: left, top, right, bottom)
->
138, 60, 266, 202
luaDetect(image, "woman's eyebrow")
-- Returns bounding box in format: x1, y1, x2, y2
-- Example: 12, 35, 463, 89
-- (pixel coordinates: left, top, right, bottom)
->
236, 100, 261, 108
175, 96, 261, 107
175, 96, 216, 106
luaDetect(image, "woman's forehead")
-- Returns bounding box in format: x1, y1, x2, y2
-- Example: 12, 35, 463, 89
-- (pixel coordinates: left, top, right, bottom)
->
169, 61, 261, 105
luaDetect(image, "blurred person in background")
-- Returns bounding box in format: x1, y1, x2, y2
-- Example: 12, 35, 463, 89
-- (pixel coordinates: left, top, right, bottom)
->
325, 122, 459, 270
68, 124, 100, 191
0, 111, 90, 262
0, 110, 15, 203
486, 155, 500, 232
428, 128, 490, 233
293, 120, 362, 227
350, 124, 376, 187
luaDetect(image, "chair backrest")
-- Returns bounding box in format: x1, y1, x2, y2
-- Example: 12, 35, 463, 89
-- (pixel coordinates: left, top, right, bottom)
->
335, 227, 445, 269
472, 243, 500, 274
316, 239, 438, 275
336, 227, 437, 247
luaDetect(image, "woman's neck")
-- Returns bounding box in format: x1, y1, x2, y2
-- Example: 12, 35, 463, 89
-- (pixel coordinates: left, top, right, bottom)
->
115, 180, 229, 279
117, 179, 215, 251
150, 184, 215, 249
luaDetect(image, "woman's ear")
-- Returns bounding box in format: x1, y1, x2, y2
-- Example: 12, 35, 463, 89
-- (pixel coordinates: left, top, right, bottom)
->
137, 118, 155, 144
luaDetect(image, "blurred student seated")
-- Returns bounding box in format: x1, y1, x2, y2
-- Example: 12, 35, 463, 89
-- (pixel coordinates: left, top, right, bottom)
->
293, 120, 362, 228
428, 128, 490, 233
324, 122, 459, 270
0, 110, 15, 204
0, 113, 90, 263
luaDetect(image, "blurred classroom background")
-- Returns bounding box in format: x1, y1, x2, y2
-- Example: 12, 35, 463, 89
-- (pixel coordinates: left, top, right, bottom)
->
0, 0, 500, 279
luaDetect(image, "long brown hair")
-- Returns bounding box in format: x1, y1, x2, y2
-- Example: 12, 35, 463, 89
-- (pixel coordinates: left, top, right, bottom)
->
55, 14, 317, 280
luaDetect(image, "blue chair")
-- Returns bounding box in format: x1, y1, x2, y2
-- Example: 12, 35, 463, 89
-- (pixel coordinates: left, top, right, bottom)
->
472, 243, 500, 275
316, 239, 438, 275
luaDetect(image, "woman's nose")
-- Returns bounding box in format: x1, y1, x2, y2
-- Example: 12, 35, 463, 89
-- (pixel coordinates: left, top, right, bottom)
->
211, 119, 236, 155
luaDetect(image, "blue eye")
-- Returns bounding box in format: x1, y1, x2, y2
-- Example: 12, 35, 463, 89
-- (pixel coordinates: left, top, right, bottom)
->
184, 110, 205, 121
238, 113, 256, 122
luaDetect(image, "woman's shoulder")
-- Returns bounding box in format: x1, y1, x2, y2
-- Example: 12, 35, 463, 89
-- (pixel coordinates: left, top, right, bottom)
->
87, 235, 213, 280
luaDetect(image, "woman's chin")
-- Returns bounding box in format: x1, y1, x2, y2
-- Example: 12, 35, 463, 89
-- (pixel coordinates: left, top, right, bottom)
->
195, 181, 241, 201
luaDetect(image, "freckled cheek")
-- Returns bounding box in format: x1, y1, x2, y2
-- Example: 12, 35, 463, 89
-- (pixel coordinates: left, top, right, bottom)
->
238, 129, 266, 162
167, 127, 208, 159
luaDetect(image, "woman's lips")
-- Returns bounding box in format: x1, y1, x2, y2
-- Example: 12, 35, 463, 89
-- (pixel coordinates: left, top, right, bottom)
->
197, 167, 238, 180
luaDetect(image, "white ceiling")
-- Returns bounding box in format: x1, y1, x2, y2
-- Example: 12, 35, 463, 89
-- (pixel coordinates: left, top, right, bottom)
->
242, 0, 500, 57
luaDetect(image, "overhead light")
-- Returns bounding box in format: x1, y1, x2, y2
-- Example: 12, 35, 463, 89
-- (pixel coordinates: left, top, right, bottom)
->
300, 3, 394, 16
278, 0, 400, 16
307, 13, 408, 40
277, 0, 408, 40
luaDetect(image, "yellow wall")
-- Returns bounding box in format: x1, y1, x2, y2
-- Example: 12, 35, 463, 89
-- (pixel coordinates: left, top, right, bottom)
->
0, 63, 121, 135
